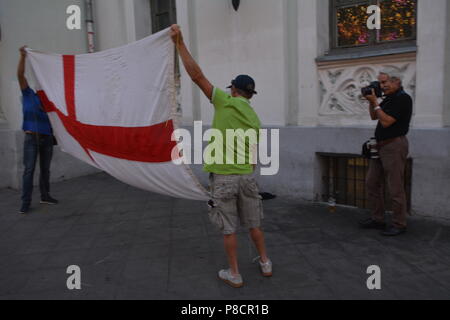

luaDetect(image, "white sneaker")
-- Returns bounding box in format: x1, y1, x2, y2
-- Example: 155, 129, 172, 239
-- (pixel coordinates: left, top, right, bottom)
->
218, 269, 243, 288
253, 256, 273, 277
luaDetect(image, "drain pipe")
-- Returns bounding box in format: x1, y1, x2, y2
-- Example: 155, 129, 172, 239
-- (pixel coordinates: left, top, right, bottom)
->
85, 0, 95, 53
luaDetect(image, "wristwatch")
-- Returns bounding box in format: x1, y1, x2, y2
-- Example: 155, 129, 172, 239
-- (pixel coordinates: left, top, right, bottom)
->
374, 106, 382, 112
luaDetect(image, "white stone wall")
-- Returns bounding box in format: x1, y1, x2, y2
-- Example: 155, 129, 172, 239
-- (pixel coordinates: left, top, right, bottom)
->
446, 1, 450, 127
414, 0, 449, 128
296, 0, 329, 127
0, 0, 88, 130
176, 0, 288, 126
1, 0, 447, 134
94, 0, 148, 51
176, 0, 448, 130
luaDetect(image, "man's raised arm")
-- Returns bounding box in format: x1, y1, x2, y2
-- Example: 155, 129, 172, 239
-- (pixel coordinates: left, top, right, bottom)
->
17, 46, 29, 91
170, 25, 213, 101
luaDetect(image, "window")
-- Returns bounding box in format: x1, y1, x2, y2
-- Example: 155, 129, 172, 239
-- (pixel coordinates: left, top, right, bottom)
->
330, 0, 417, 49
319, 153, 412, 212
150, 0, 177, 34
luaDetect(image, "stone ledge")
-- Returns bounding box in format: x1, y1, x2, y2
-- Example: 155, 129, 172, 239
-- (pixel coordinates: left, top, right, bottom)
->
316, 46, 417, 69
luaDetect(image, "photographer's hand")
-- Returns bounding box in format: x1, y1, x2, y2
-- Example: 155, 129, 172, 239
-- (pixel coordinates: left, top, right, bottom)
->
366, 89, 379, 120
365, 89, 379, 107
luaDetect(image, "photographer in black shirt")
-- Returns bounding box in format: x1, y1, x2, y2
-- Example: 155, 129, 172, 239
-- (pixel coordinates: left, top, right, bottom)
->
361, 68, 413, 236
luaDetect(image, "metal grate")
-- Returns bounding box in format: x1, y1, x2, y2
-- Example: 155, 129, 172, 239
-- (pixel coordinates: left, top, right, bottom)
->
319, 153, 412, 212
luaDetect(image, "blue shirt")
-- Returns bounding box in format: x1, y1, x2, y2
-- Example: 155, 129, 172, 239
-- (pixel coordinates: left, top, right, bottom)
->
22, 87, 53, 135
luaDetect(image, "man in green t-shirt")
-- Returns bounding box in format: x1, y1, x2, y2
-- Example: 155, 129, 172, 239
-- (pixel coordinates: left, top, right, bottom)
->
170, 25, 272, 288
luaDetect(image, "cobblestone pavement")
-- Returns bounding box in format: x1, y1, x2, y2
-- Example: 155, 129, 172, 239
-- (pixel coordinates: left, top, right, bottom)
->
0, 173, 449, 300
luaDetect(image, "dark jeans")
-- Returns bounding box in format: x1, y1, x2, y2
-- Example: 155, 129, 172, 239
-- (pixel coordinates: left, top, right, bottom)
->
21, 133, 54, 206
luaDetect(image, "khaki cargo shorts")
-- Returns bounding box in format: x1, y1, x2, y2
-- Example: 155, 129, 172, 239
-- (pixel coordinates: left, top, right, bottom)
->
208, 173, 264, 235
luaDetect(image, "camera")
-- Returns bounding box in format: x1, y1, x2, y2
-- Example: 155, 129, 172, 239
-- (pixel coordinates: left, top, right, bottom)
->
361, 81, 383, 98
362, 138, 380, 159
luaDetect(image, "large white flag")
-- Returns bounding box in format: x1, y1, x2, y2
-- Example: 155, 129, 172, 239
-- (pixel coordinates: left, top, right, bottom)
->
27, 29, 209, 201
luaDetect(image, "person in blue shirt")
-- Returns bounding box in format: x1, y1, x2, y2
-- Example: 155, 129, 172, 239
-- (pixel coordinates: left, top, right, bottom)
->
18, 46, 58, 214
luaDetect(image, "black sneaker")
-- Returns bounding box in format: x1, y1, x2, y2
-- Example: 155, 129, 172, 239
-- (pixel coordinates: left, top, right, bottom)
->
19, 204, 30, 214
359, 218, 386, 230
381, 226, 406, 237
40, 196, 59, 205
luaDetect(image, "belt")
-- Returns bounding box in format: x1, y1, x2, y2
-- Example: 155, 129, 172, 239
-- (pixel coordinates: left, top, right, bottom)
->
376, 136, 404, 149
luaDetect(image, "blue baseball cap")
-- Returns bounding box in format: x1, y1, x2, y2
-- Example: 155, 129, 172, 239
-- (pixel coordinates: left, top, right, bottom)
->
227, 75, 258, 94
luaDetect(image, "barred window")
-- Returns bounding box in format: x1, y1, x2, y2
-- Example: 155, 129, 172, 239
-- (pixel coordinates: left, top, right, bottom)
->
150, 0, 177, 34
319, 153, 412, 213
331, 0, 417, 49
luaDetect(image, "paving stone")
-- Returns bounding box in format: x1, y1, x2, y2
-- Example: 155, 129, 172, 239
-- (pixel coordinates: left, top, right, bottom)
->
1, 172, 450, 300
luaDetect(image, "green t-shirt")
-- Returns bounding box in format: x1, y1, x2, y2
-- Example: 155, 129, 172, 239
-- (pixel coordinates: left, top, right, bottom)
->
203, 87, 261, 175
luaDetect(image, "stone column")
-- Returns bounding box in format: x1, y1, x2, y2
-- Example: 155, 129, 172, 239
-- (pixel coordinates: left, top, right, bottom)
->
176, 0, 199, 125
296, 0, 329, 127
414, 0, 448, 128
444, 2, 450, 127
283, 0, 299, 126
94, 0, 129, 51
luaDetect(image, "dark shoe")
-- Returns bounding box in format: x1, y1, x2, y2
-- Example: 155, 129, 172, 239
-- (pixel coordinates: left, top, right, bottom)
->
259, 192, 277, 201
381, 226, 406, 237
359, 218, 386, 230
19, 204, 30, 214
40, 196, 58, 205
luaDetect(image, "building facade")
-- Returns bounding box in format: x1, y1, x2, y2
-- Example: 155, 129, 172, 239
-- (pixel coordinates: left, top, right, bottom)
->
0, 0, 449, 218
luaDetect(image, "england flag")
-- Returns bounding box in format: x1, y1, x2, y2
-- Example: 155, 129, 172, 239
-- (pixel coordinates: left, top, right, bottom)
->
27, 28, 209, 201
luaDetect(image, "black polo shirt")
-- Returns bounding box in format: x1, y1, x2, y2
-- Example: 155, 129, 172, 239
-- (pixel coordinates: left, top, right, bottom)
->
375, 89, 413, 142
